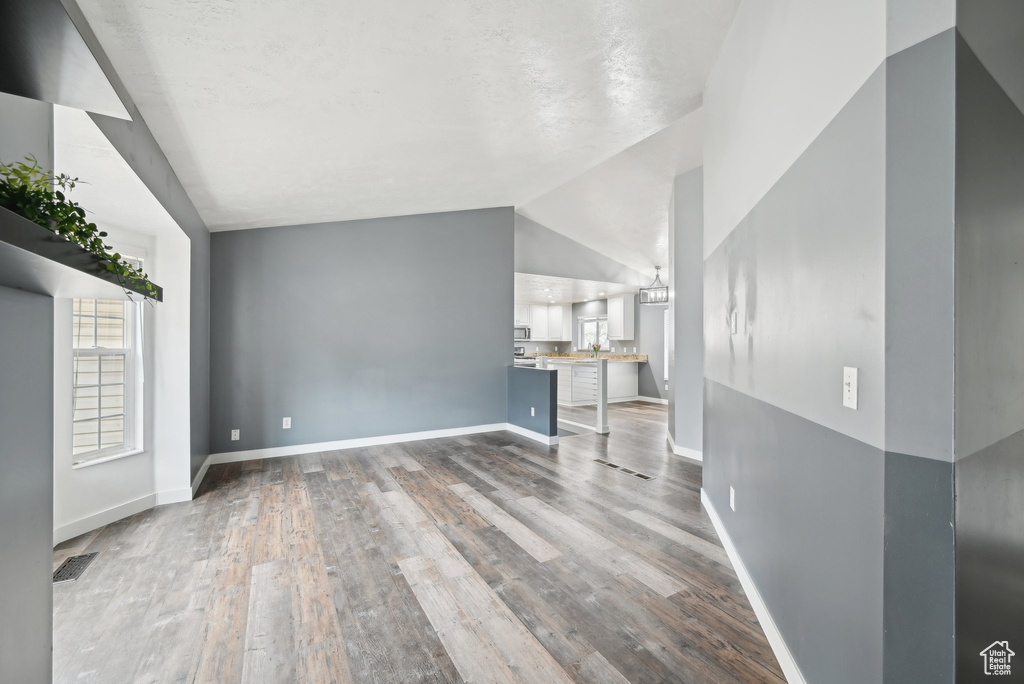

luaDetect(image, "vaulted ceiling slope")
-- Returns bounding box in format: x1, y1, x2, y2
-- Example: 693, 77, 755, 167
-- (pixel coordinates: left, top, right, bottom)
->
74, 0, 738, 232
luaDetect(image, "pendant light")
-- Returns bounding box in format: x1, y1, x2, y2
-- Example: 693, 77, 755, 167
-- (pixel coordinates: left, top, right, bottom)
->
639, 266, 669, 305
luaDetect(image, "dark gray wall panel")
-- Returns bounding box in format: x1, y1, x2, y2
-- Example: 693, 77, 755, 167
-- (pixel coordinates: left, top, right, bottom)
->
884, 30, 956, 461
704, 68, 886, 451
954, 34, 1024, 461
63, 3, 211, 479
507, 367, 557, 437
210, 207, 513, 453
883, 452, 955, 683
955, 429, 1024, 682
0, 287, 54, 684
954, 29, 1024, 683
670, 169, 703, 450
957, 0, 1024, 120
704, 380, 884, 684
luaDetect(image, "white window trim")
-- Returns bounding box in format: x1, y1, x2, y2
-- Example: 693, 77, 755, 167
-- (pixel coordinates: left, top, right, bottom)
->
71, 299, 145, 466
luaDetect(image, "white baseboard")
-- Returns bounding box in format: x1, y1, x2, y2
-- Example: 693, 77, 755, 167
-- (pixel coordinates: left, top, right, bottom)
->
191, 453, 212, 497
668, 432, 703, 462
207, 423, 509, 466
156, 487, 193, 505
635, 395, 669, 405
53, 493, 157, 547
701, 489, 806, 684
505, 423, 559, 445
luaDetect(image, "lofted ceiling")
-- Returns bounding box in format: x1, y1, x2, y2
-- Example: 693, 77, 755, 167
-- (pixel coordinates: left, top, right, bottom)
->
515, 273, 637, 306
74, 0, 737, 233
518, 107, 704, 276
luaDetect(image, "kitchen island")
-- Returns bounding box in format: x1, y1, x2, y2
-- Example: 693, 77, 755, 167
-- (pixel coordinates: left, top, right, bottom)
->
533, 353, 647, 405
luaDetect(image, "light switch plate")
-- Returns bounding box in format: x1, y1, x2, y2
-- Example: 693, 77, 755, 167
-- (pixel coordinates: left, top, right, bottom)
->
283, 417, 291, 429
843, 366, 858, 409
231, 429, 240, 441
530, 407, 535, 417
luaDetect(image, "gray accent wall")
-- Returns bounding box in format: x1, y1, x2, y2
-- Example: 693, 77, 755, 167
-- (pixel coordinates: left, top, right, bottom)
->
954, 22, 1024, 681
210, 207, 514, 454
669, 169, 703, 451
0, 93, 54, 684
507, 367, 557, 437
0, 288, 54, 684
64, 3, 212, 481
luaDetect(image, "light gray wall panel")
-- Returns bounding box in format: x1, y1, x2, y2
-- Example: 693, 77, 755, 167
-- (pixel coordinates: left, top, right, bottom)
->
514, 213, 646, 286
670, 169, 702, 449
704, 379, 884, 684
210, 207, 513, 454
0, 287, 54, 684
884, 30, 956, 461
704, 68, 886, 450
637, 303, 667, 401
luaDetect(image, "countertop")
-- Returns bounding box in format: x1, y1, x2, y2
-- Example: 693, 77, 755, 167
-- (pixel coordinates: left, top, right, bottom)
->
525, 352, 648, 363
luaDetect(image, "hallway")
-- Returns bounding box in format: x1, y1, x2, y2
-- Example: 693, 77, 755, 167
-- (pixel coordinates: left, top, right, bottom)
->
52, 403, 782, 683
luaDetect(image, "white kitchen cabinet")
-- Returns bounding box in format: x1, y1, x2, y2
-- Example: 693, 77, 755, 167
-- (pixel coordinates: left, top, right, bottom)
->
514, 303, 531, 327
530, 304, 549, 340
561, 305, 573, 341
547, 306, 563, 342
608, 295, 635, 340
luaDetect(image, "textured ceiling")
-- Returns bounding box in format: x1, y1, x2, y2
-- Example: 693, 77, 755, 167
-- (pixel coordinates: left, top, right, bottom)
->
514, 273, 637, 306
74, 0, 737, 232
518, 107, 704, 276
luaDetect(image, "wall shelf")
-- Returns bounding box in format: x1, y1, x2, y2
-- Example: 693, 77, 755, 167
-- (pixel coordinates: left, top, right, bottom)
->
0, 206, 163, 301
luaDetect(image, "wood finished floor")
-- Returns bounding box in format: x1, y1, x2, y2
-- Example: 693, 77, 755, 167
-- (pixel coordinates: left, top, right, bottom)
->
53, 402, 784, 683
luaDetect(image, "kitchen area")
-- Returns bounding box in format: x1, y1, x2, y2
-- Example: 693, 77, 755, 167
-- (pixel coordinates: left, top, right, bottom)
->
512, 273, 667, 432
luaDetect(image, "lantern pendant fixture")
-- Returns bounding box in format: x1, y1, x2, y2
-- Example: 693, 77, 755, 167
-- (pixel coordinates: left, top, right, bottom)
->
639, 266, 669, 305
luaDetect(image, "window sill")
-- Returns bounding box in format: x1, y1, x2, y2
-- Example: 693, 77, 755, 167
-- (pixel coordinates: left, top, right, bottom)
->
72, 448, 146, 469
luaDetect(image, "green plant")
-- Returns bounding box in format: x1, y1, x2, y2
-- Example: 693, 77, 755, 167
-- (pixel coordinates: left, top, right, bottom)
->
0, 156, 156, 297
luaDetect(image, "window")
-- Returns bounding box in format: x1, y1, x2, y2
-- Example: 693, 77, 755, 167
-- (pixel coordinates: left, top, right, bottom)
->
72, 298, 142, 464
579, 316, 609, 351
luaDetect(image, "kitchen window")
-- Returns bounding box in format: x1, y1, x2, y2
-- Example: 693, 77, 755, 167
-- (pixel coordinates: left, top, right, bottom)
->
579, 316, 609, 351
72, 297, 143, 465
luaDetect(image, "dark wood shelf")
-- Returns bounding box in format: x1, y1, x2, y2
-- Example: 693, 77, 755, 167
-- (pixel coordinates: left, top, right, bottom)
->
0, 206, 163, 301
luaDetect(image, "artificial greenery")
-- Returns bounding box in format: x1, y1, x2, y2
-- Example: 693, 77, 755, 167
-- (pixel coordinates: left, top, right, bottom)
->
0, 156, 157, 297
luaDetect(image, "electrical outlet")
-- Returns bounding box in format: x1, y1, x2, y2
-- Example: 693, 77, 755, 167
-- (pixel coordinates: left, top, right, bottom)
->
231, 429, 240, 441
730, 486, 736, 511
843, 366, 859, 410
530, 407, 535, 417
665, 383, 669, 391
633, 347, 637, 353
283, 417, 291, 429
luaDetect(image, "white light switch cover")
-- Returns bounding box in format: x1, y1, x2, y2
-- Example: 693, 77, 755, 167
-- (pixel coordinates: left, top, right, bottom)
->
843, 367, 858, 409
283, 417, 291, 429
231, 429, 240, 441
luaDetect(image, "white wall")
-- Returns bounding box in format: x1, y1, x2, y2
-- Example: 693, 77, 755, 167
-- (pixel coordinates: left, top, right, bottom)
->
52, 229, 192, 545
703, 0, 886, 258
703, 0, 956, 259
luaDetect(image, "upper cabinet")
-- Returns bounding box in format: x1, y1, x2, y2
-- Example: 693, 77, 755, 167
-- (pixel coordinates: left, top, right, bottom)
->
514, 302, 531, 327
529, 304, 549, 340
608, 295, 635, 340
547, 305, 563, 342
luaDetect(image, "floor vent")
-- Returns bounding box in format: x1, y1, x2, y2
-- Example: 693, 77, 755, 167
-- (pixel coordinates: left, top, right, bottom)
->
53, 553, 98, 584
593, 459, 654, 481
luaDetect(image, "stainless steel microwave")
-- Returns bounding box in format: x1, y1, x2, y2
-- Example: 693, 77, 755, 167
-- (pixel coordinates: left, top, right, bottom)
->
514, 326, 530, 340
